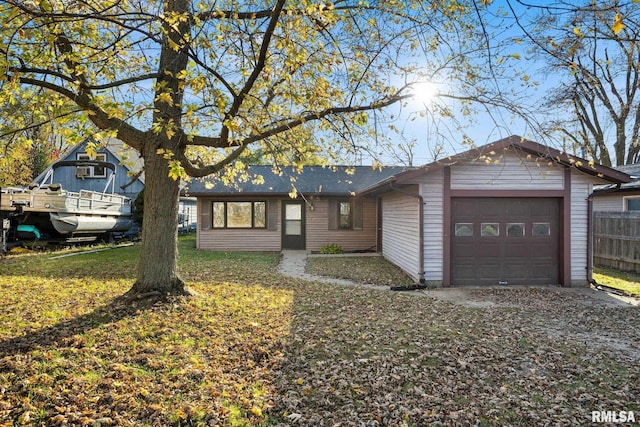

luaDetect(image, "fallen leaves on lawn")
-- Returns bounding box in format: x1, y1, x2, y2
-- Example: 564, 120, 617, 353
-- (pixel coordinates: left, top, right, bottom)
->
0, 280, 293, 426
304, 256, 414, 286
1, 239, 639, 426
267, 285, 640, 426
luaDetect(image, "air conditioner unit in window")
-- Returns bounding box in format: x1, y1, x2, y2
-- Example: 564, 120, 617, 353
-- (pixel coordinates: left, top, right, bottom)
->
75, 166, 91, 178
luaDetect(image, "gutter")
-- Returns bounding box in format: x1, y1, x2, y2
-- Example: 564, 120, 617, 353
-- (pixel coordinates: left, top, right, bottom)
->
389, 181, 425, 284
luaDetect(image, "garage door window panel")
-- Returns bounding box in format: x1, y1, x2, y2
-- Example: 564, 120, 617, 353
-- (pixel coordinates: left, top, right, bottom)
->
532, 222, 551, 236
455, 223, 474, 237
506, 223, 525, 237
481, 223, 499, 237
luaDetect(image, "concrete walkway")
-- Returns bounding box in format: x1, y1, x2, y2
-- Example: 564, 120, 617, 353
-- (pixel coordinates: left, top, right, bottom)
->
277, 251, 640, 307
277, 250, 393, 292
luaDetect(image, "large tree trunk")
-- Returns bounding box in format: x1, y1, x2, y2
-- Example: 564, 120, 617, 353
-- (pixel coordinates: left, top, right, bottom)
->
128, 143, 187, 296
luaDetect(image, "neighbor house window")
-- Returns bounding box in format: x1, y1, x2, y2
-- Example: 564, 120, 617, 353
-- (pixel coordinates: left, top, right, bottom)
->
212, 201, 266, 229
338, 201, 352, 229
76, 153, 107, 178
625, 197, 640, 211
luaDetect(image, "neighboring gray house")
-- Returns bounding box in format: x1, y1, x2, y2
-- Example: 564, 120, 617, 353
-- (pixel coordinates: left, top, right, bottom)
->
35, 138, 197, 230
592, 163, 640, 212
190, 136, 631, 288
34, 138, 144, 201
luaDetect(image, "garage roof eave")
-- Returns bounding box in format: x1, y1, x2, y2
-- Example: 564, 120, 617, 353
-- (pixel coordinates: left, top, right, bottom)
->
357, 176, 399, 196
373, 135, 632, 186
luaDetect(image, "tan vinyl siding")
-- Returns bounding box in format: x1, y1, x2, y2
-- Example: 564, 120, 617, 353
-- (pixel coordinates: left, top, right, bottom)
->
306, 197, 378, 252
196, 197, 281, 251
196, 196, 378, 252
381, 190, 421, 281
450, 150, 564, 190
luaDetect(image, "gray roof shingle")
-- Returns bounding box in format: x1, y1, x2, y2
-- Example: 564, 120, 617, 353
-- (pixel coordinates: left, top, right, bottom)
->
184, 165, 408, 196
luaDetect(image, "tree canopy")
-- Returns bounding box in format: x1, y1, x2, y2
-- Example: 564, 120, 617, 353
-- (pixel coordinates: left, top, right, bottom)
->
511, 0, 640, 166
0, 0, 518, 294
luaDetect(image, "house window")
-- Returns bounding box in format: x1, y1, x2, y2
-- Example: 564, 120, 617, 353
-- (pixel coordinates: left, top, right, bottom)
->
77, 153, 107, 178
338, 201, 352, 229
212, 201, 266, 229
625, 197, 640, 211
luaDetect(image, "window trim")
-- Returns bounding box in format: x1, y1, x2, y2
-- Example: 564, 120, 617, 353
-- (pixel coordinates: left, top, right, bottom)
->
212, 201, 267, 229
76, 152, 107, 178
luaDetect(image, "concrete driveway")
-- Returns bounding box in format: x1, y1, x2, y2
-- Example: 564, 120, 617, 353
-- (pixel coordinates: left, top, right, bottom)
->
425, 285, 639, 308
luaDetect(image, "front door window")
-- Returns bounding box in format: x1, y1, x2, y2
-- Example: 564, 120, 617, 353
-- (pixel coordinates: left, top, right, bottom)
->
285, 204, 302, 236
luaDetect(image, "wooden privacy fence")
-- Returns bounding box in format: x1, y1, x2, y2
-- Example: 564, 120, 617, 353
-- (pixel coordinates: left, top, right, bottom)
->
593, 211, 640, 273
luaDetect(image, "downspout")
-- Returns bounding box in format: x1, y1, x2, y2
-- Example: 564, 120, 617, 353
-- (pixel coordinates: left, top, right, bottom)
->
587, 183, 621, 287
389, 182, 425, 284
587, 191, 594, 286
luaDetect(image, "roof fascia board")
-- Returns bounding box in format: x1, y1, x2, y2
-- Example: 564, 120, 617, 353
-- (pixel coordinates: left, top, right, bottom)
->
365, 136, 631, 193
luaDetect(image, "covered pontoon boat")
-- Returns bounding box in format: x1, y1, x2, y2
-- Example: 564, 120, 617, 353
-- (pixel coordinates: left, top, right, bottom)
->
1, 160, 133, 248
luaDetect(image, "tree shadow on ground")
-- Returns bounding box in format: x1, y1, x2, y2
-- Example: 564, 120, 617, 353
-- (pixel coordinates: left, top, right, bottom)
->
0, 294, 164, 359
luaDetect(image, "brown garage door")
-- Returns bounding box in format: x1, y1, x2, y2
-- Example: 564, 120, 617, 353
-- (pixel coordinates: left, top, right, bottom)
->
451, 197, 560, 286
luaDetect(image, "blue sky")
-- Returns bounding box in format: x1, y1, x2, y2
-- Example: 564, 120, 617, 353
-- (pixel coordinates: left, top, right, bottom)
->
363, 0, 569, 167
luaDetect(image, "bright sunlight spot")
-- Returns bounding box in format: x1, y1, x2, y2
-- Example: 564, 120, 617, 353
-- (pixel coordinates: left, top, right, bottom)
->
411, 81, 439, 106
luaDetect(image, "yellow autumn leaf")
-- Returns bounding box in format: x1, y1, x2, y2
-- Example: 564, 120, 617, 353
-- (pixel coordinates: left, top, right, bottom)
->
251, 406, 263, 417
155, 91, 173, 106
612, 12, 625, 35
573, 27, 584, 37
168, 160, 185, 180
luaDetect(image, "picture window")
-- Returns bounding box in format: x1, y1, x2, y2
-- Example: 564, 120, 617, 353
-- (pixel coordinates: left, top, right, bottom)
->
212, 201, 266, 229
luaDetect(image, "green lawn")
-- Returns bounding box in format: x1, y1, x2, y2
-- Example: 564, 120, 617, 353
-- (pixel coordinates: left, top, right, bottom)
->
1, 236, 638, 426
593, 267, 640, 297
